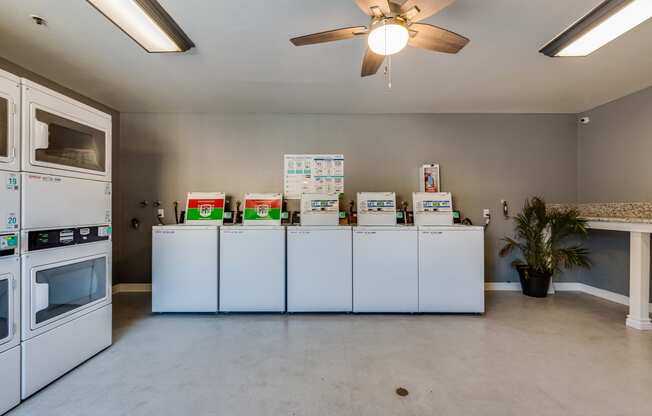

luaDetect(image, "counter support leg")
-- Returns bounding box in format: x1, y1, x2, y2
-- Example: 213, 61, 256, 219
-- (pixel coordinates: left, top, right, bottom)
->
626, 232, 652, 330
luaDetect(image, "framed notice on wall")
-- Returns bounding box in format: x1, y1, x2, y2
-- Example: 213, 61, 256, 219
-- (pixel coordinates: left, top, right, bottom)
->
420, 164, 441, 193
283, 154, 344, 199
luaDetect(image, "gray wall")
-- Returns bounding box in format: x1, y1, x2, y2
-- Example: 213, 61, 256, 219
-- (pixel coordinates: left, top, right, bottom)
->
576, 85, 652, 297
119, 113, 578, 284
0, 56, 122, 275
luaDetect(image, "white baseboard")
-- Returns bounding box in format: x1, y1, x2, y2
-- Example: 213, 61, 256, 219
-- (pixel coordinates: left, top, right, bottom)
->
112, 283, 152, 294
552, 282, 583, 291
112, 281, 649, 310
485, 281, 652, 310
484, 282, 521, 291
577, 283, 630, 306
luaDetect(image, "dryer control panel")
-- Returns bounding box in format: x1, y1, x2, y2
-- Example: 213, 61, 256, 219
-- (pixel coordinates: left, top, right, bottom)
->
24, 225, 111, 252
0, 233, 18, 257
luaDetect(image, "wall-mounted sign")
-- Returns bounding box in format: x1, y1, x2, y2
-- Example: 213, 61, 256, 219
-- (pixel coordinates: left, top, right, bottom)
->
185, 192, 225, 225
420, 164, 441, 193
284, 154, 344, 199
243, 193, 282, 226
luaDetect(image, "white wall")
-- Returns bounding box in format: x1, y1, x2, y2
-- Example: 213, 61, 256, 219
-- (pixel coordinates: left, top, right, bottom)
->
576, 85, 652, 297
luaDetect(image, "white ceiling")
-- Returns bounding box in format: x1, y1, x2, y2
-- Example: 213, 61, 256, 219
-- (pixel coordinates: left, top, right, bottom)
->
1, 0, 651, 114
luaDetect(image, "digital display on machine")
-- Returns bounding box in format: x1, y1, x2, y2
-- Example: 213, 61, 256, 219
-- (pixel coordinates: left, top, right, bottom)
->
367, 200, 394, 209
310, 200, 337, 210
423, 200, 451, 210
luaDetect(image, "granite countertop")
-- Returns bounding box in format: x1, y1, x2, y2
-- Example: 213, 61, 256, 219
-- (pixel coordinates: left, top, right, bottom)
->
547, 202, 652, 224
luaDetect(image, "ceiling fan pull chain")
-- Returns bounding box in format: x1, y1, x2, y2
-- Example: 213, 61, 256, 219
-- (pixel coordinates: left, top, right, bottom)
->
388, 54, 392, 89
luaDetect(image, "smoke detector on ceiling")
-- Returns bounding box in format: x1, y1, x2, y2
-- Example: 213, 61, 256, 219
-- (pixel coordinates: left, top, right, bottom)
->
30, 15, 47, 26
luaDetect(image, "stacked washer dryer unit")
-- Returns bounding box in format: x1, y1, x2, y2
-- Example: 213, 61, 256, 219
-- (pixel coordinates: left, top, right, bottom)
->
19, 79, 113, 399
0, 69, 21, 414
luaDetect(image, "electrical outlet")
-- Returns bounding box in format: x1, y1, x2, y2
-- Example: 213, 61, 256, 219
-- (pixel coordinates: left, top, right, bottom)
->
483, 209, 491, 218
158, 208, 165, 218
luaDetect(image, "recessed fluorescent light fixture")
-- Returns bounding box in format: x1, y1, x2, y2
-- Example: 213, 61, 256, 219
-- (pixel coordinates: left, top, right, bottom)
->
87, 0, 194, 53
540, 0, 652, 57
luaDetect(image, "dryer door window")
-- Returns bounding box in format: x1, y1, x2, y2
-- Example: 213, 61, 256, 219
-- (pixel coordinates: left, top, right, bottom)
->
0, 276, 9, 343
0, 96, 8, 160
33, 109, 106, 173
32, 256, 107, 328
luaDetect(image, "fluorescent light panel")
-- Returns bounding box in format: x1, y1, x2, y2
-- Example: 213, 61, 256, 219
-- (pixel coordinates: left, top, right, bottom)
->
540, 0, 652, 57
87, 0, 194, 53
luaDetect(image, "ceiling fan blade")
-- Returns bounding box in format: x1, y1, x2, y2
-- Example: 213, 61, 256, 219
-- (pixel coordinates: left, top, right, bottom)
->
400, 0, 456, 22
408, 23, 469, 53
354, 0, 392, 17
290, 26, 368, 46
361, 48, 385, 77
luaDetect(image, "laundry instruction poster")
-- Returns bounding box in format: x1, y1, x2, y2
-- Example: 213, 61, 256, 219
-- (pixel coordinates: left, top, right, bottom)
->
284, 154, 344, 199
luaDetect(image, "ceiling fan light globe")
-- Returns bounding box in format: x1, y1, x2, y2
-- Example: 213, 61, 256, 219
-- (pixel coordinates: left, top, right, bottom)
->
368, 23, 409, 56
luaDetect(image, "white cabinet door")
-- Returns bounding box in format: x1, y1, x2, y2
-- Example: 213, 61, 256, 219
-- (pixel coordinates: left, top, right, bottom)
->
287, 227, 352, 312
353, 228, 418, 312
418, 229, 485, 313
219, 228, 285, 312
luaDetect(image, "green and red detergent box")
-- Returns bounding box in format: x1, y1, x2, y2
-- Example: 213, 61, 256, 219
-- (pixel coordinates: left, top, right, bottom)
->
243, 193, 282, 226
185, 192, 226, 225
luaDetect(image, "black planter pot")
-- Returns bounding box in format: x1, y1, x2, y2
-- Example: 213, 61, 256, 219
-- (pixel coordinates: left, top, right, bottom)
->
516, 265, 552, 298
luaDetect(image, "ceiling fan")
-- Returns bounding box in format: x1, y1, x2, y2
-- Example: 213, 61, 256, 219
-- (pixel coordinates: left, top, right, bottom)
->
290, 0, 469, 77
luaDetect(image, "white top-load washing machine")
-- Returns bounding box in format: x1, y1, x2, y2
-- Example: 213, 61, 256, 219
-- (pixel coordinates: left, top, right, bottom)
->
0, 69, 20, 172
353, 192, 418, 312
418, 225, 485, 313
287, 194, 352, 312
21, 79, 112, 182
20, 227, 112, 399
152, 225, 219, 312
0, 232, 20, 415
219, 225, 285, 312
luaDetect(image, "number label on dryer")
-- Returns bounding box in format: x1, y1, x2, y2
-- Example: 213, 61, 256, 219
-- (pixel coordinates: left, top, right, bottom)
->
6, 174, 18, 191
6, 214, 18, 229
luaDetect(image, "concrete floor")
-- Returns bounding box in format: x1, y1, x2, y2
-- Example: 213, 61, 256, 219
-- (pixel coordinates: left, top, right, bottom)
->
8, 292, 652, 416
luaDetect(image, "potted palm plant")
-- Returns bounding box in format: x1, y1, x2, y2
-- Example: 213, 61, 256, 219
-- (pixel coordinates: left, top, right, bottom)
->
499, 197, 591, 298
